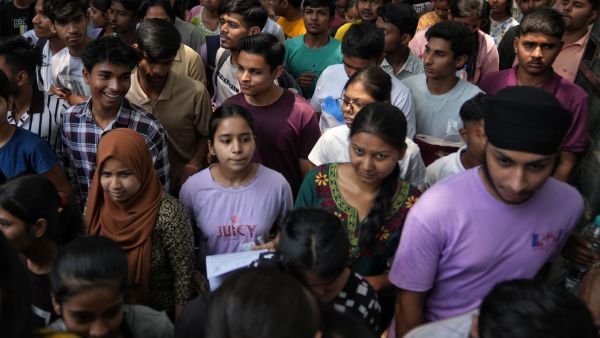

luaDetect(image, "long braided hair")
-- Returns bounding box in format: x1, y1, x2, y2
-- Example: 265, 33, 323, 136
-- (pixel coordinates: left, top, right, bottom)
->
349, 102, 408, 248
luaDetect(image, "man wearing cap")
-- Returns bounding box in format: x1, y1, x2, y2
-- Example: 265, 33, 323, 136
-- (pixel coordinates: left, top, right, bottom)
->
389, 86, 584, 337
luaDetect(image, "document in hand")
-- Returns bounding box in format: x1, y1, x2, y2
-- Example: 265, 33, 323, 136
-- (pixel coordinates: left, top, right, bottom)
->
206, 249, 269, 290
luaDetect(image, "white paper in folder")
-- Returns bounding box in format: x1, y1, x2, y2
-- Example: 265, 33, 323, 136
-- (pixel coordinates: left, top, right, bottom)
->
206, 249, 268, 290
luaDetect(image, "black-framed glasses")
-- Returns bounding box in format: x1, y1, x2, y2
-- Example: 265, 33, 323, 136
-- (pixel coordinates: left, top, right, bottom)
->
336, 97, 367, 113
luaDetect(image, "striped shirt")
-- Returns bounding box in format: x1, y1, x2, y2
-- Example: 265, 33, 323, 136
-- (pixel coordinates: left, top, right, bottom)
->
7, 87, 68, 154
61, 98, 170, 207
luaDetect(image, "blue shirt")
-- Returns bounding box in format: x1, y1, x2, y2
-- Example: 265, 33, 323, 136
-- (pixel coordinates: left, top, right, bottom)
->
0, 127, 58, 181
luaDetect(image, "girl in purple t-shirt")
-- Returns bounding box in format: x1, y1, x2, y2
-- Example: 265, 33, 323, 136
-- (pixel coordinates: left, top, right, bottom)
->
179, 104, 293, 257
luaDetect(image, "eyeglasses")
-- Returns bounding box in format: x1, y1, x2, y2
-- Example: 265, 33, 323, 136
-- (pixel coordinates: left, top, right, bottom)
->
336, 96, 367, 113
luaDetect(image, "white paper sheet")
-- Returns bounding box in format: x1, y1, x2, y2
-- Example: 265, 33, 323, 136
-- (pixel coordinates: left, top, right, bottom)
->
206, 249, 269, 290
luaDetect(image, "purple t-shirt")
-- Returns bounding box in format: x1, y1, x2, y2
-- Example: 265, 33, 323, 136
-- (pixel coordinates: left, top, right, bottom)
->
479, 66, 589, 153
179, 164, 293, 255
389, 167, 583, 321
223, 90, 321, 195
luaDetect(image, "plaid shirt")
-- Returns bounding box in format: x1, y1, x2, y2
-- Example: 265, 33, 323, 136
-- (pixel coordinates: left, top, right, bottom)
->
61, 98, 170, 207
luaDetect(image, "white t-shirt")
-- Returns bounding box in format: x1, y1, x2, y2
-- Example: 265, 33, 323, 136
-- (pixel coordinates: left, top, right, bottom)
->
402, 74, 482, 141
50, 48, 91, 96
38, 41, 55, 92
213, 48, 240, 106
489, 17, 519, 47
403, 311, 475, 338
23, 29, 38, 42
310, 64, 416, 139
308, 125, 427, 189
22, 30, 53, 92
262, 18, 285, 42
425, 145, 466, 189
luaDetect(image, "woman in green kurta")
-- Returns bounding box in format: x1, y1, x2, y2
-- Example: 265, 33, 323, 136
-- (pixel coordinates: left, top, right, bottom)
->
296, 102, 421, 290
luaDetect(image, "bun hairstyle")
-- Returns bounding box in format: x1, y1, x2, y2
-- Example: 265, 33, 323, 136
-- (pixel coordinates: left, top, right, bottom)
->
449, 0, 484, 80
349, 102, 407, 248
344, 66, 392, 104
0, 175, 82, 245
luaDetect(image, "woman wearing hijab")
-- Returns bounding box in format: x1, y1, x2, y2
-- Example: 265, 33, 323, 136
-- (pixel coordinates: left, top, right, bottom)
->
86, 128, 194, 319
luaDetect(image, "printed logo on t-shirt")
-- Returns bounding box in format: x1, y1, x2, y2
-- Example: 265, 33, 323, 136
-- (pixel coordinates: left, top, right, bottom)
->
217, 71, 240, 94
216, 215, 257, 239
531, 229, 564, 251
446, 120, 459, 135
12, 18, 28, 29
57, 75, 91, 96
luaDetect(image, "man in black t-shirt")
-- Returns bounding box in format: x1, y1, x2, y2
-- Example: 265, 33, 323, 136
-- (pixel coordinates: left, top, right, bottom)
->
0, 0, 35, 37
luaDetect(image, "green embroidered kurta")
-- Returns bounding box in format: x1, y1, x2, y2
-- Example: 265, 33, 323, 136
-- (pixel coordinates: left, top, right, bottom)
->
296, 163, 421, 276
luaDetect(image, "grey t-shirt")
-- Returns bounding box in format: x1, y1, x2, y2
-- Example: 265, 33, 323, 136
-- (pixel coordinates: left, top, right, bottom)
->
48, 304, 174, 338
402, 74, 483, 141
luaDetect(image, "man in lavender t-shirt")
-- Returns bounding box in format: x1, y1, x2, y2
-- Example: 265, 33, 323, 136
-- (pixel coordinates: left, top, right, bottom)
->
389, 86, 584, 337
223, 33, 320, 196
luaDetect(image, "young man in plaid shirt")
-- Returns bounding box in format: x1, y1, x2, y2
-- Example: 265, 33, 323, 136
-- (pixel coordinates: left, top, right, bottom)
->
61, 36, 170, 208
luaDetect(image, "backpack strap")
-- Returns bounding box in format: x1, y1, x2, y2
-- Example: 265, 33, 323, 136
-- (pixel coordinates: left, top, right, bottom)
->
211, 48, 232, 103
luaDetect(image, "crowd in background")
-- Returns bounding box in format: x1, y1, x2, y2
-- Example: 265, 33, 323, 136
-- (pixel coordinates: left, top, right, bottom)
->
0, 0, 598, 336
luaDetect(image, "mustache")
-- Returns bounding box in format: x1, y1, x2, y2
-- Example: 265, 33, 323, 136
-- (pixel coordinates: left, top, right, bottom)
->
147, 75, 166, 81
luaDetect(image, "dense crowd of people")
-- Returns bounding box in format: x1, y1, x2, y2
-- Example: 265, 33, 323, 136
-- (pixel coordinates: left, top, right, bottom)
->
0, 0, 598, 336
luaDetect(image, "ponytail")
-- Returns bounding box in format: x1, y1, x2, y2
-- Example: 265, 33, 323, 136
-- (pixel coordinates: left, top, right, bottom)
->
359, 163, 400, 248
0, 175, 82, 247
466, 30, 480, 82
57, 203, 83, 245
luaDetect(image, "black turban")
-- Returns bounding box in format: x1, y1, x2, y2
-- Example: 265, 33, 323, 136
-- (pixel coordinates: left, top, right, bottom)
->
483, 86, 572, 155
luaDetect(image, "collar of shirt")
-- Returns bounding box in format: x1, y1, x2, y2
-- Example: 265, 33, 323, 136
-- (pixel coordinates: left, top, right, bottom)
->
128, 69, 176, 106
382, 50, 422, 77
80, 97, 134, 130
510, 64, 562, 95
563, 30, 590, 49
7, 85, 45, 126
174, 45, 184, 64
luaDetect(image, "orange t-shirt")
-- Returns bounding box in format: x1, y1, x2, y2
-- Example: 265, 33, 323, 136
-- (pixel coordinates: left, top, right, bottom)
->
417, 11, 442, 32
277, 16, 306, 38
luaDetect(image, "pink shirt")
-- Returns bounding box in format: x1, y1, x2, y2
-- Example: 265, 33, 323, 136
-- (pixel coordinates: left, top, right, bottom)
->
479, 65, 589, 153
185, 5, 202, 22
552, 32, 590, 82
408, 29, 499, 84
